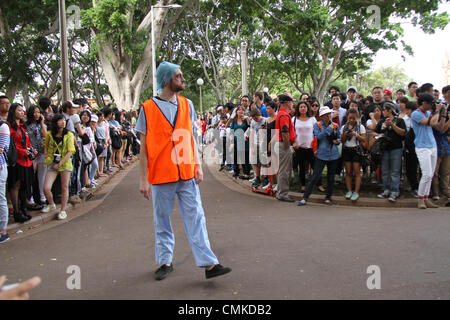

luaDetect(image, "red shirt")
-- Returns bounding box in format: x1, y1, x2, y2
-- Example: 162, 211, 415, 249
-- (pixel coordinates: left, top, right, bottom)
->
276, 108, 296, 143
201, 120, 207, 135
8, 122, 33, 167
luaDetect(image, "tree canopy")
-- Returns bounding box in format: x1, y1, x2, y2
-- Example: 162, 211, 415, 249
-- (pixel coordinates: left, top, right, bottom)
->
0, 0, 448, 110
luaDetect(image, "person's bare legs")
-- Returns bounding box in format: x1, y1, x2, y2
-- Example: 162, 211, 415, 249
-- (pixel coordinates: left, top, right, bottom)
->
43, 171, 58, 206
353, 162, 362, 194
60, 172, 71, 212
345, 162, 353, 193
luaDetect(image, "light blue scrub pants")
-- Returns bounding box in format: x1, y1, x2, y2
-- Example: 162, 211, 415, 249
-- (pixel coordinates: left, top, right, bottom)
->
151, 178, 219, 267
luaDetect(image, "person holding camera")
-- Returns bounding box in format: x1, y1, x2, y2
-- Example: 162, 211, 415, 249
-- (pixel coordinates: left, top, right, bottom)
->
26, 105, 48, 208
7, 103, 37, 223
341, 108, 367, 201
411, 93, 442, 209
298, 107, 341, 206
41, 114, 76, 220
374, 102, 406, 202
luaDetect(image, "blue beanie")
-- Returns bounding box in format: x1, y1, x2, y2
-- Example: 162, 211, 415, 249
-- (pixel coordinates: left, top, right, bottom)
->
156, 61, 181, 95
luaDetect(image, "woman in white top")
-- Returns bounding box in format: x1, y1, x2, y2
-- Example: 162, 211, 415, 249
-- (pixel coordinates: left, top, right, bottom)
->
397, 97, 410, 131
292, 101, 325, 192
341, 109, 367, 201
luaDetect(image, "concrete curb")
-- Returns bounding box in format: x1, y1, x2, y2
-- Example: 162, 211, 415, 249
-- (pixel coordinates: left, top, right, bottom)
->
6, 158, 138, 235
204, 146, 448, 209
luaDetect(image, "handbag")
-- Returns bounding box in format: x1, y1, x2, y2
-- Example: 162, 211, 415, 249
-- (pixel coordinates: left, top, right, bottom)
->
82, 145, 94, 164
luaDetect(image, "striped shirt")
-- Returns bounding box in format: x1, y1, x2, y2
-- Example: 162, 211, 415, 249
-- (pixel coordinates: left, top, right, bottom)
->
0, 123, 10, 166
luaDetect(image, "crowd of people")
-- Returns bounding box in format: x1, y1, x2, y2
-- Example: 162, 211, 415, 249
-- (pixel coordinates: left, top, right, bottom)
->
200, 83, 450, 209
0, 96, 140, 243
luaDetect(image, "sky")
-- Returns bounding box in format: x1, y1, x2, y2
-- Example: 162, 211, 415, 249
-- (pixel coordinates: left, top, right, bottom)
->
372, 2, 450, 92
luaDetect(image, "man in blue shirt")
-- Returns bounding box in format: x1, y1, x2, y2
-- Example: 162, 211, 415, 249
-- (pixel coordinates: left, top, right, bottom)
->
253, 91, 269, 118
411, 93, 442, 209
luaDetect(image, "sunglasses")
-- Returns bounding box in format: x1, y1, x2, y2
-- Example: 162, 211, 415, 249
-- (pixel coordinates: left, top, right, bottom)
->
312, 104, 320, 107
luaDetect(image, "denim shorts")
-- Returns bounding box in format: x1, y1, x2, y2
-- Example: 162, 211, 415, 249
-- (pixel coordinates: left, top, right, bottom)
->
47, 165, 73, 173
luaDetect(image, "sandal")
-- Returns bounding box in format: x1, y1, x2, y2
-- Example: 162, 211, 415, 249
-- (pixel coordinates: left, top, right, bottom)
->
318, 186, 326, 192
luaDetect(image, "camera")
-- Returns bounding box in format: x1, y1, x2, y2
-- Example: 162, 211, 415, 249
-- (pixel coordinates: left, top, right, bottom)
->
27, 147, 36, 161
327, 129, 338, 145
53, 153, 62, 164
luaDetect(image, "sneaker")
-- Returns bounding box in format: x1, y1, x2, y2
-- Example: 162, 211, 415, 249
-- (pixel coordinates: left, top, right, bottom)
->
388, 195, 397, 203
277, 196, 295, 203
40, 197, 47, 204
57, 211, 67, 220
345, 191, 353, 200
262, 182, 271, 190
205, 264, 232, 279
351, 192, 359, 201
297, 199, 307, 206
155, 263, 173, 281
418, 200, 427, 209
411, 190, 419, 198
425, 200, 439, 208
252, 178, 261, 188
324, 199, 333, 206
377, 192, 389, 199
91, 179, 98, 186
68, 195, 82, 204
41, 204, 57, 213
227, 169, 234, 174
432, 195, 440, 201
0, 233, 9, 244
249, 177, 257, 183
272, 184, 278, 192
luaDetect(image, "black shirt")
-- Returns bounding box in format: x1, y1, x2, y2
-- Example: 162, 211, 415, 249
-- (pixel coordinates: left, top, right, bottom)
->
375, 117, 406, 151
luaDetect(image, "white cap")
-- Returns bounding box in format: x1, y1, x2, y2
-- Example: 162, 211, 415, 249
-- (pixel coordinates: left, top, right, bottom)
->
347, 86, 357, 92
91, 114, 98, 123
319, 106, 333, 117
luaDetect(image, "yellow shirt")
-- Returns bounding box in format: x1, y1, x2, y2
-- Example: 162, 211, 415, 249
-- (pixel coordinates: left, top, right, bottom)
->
44, 132, 76, 171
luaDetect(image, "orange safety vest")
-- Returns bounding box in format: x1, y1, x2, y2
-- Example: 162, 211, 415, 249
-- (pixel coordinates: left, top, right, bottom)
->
142, 95, 196, 185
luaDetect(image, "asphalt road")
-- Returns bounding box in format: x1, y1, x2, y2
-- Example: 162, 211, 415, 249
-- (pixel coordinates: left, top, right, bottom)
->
1, 161, 450, 300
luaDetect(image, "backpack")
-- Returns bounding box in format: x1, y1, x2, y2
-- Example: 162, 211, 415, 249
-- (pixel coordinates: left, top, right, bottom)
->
311, 121, 338, 157
110, 128, 122, 150
0, 121, 18, 166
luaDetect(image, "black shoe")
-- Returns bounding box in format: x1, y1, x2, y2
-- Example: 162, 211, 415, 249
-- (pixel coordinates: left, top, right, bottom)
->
205, 264, 232, 279
27, 204, 43, 211
154, 263, 173, 281
13, 212, 30, 223
219, 165, 225, 172
20, 208, 32, 220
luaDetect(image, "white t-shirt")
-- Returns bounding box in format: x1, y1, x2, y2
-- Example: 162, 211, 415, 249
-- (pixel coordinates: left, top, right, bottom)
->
399, 114, 411, 132
293, 117, 317, 148
341, 123, 366, 148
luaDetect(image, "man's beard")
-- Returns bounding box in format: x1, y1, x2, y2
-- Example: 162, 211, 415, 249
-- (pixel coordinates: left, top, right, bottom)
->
170, 82, 185, 93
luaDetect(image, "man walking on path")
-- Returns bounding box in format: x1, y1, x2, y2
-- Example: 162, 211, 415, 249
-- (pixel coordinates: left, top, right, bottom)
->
136, 61, 231, 281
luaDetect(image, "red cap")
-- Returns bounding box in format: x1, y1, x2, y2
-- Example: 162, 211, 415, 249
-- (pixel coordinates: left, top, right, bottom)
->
383, 89, 392, 96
